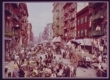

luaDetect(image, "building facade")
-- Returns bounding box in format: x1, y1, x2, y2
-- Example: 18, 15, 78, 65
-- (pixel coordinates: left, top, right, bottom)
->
62, 3, 77, 42
76, 6, 89, 39
4, 3, 30, 51
52, 2, 77, 43
38, 32, 43, 43
27, 23, 33, 44
30, 32, 34, 42
19, 3, 29, 47
47, 23, 53, 41
89, 2, 107, 48
52, 3, 65, 38
5, 3, 20, 51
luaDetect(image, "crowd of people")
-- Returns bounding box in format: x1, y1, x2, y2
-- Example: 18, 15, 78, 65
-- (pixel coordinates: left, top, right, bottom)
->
5, 43, 78, 78
4, 40, 107, 78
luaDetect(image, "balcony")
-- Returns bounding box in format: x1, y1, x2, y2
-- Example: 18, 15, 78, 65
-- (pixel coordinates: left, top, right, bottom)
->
89, 29, 104, 38
64, 9, 68, 14
64, 12, 68, 16
70, 17, 75, 21
5, 32, 14, 38
93, 12, 104, 19
69, 6, 75, 12
64, 29, 68, 33
12, 25, 21, 30
63, 3, 68, 9
93, 15, 104, 25
14, 31, 19, 36
64, 18, 68, 23
70, 8, 75, 12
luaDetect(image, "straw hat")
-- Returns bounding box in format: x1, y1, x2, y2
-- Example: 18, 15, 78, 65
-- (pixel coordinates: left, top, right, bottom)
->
14, 64, 18, 69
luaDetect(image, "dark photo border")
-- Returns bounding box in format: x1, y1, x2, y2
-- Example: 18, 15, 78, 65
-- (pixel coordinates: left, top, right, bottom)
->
1, 0, 110, 80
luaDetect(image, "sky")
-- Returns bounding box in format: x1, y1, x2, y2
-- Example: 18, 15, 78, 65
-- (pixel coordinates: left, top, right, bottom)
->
26, 2, 88, 37
26, 2, 53, 37
77, 2, 88, 12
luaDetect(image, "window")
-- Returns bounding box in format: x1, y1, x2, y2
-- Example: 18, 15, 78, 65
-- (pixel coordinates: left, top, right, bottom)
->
79, 31, 81, 37
80, 17, 84, 24
78, 31, 80, 37
85, 29, 87, 36
83, 17, 85, 23
74, 22, 76, 27
14, 31, 18, 36
83, 30, 85, 36
56, 9, 59, 12
103, 9, 107, 17
81, 30, 83, 37
79, 19, 80, 25
85, 16, 87, 23
72, 22, 74, 27
77, 19, 79, 25
82, 17, 84, 24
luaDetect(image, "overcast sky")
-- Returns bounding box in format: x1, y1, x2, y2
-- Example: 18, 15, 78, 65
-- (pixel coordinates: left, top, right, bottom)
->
26, 2, 53, 37
26, 2, 88, 37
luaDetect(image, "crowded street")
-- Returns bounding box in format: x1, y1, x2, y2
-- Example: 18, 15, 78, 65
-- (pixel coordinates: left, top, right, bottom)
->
5, 46, 97, 78
4, 42, 107, 78
3, 2, 108, 78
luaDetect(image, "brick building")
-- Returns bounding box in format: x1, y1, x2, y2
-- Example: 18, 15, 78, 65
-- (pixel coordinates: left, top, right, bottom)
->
63, 3, 77, 42
52, 3, 65, 38
4, 3, 30, 51
76, 6, 89, 39
4, 3, 20, 51
19, 3, 29, 47
89, 2, 107, 49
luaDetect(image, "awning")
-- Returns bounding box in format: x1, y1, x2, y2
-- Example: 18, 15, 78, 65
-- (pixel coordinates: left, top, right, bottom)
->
52, 36, 61, 43
82, 39, 92, 46
67, 41, 71, 45
54, 36, 61, 42
71, 39, 81, 45
67, 41, 72, 48
52, 37, 57, 42
74, 39, 93, 46
5, 37, 12, 40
